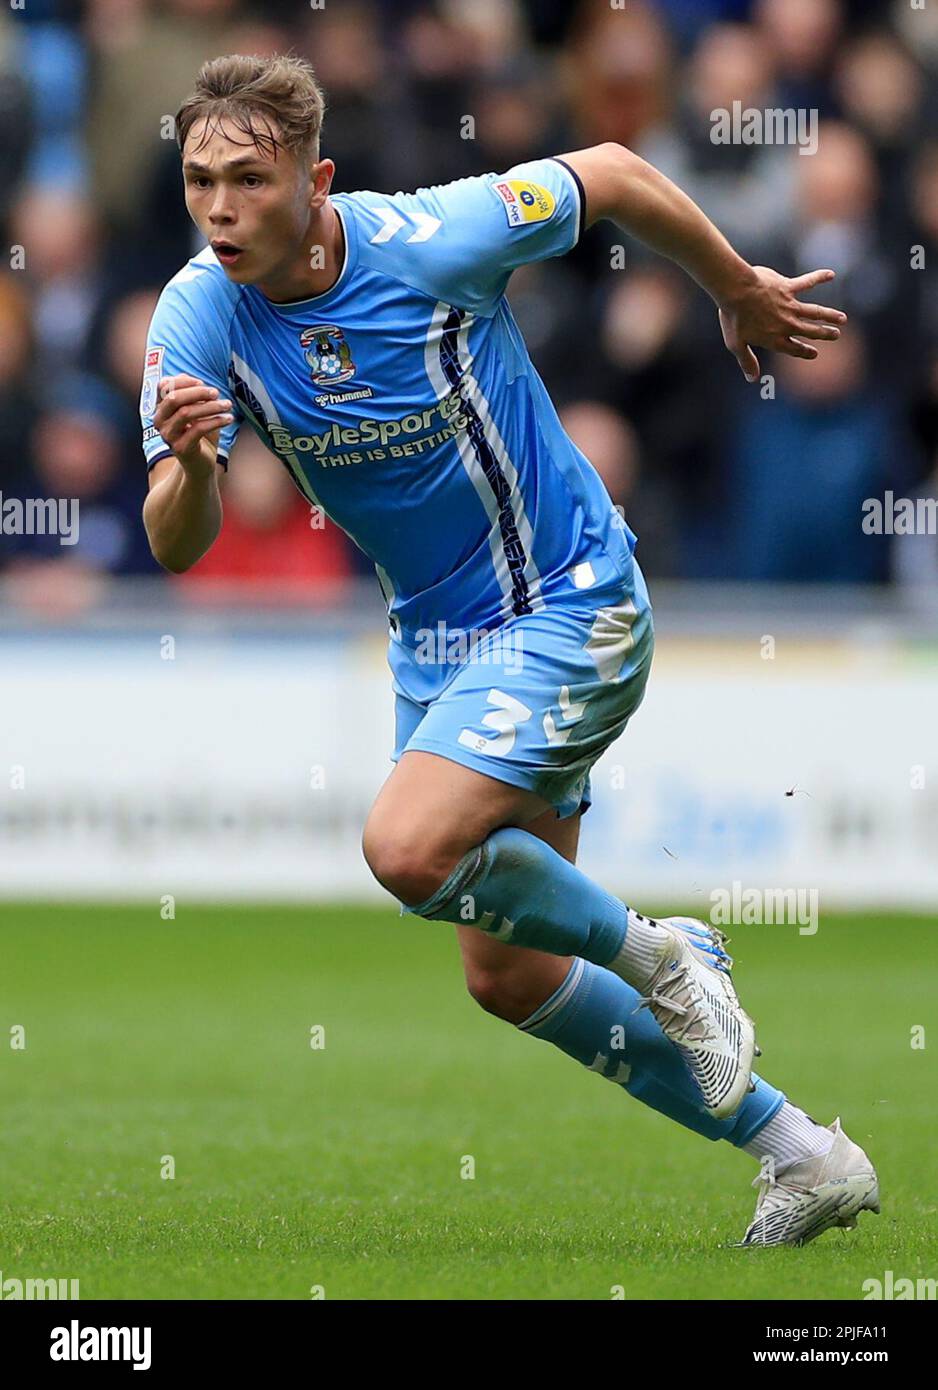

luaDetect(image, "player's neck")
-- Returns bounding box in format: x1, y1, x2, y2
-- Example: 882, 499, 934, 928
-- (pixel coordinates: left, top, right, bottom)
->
255, 199, 345, 305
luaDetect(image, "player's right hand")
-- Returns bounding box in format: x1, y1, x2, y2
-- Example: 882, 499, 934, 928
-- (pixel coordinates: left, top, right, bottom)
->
153, 374, 234, 475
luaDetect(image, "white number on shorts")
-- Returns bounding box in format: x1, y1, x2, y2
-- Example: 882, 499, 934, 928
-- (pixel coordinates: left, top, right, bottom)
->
458, 689, 533, 757
543, 685, 587, 746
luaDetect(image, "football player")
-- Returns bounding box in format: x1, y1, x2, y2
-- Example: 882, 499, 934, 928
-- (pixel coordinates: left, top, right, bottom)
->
142, 54, 877, 1246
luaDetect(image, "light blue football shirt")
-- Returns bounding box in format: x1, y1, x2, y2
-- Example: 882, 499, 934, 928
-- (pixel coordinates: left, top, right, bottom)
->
140, 156, 639, 646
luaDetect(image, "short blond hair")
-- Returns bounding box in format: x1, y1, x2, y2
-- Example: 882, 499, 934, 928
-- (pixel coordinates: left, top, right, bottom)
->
175, 53, 327, 167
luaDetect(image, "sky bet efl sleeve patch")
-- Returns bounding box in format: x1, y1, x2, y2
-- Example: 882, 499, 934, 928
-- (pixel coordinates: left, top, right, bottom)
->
140, 346, 165, 419
491, 179, 556, 228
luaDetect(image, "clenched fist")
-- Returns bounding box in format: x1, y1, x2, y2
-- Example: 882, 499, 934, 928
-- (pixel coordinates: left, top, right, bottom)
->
154, 374, 234, 474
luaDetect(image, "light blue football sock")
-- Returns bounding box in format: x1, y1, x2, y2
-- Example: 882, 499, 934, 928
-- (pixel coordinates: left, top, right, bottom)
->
402, 824, 782, 1136
518, 957, 784, 1143
402, 826, 628, 965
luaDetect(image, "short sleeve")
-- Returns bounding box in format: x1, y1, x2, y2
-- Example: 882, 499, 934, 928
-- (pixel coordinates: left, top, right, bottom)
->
140, 275, 242, 471
354, 155, 585, 317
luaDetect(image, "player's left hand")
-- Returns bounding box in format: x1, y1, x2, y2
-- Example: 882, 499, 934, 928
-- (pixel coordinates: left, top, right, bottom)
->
718, 266, 847, 383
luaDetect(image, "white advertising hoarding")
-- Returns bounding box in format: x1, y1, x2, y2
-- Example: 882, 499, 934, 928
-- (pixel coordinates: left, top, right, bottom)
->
1, 631, 935, 909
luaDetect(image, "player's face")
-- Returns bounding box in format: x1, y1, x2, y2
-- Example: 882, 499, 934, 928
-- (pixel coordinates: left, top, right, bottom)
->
181, 117, 320, 285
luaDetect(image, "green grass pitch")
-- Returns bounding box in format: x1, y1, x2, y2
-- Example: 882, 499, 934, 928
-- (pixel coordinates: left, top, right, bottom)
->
0, 903, 934, 1300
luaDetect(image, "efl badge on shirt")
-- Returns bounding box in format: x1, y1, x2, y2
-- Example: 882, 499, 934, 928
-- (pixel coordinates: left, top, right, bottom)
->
492, 180, 556, 227
301, 325, 356, 387
140, 346, 164, 418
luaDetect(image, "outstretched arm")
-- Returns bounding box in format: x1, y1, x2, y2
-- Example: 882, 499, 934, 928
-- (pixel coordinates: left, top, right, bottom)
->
558, 142, 846, 382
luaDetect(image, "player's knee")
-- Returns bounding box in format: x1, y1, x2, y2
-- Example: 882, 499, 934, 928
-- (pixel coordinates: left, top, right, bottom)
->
361, 821, 454, 907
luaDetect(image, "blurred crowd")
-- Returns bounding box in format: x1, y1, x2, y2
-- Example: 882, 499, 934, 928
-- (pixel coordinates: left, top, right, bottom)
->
2, 0, 938, 609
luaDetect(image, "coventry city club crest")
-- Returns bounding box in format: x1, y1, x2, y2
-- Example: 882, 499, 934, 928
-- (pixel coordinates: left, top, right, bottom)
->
300, 324, 356, 387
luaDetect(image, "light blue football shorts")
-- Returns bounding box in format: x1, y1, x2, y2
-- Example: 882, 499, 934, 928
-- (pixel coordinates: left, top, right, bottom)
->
389, 559, 655, 819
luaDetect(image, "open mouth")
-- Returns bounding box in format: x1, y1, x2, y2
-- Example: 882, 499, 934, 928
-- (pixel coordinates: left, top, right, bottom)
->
212, 241, 244, 264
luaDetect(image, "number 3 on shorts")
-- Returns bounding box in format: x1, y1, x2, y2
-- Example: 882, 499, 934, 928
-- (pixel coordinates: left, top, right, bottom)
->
458, 689, 533, 757
457, 686, 588, 758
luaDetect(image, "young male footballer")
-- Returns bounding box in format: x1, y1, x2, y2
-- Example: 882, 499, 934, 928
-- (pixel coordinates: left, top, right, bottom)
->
142, 53, 879, 1246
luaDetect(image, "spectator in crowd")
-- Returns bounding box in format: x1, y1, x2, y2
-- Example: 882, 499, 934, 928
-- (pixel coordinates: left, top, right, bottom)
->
658, 22, 794, 263
559, 399, 680, 576
728, 326, 916, 582
909, 142, 938, 350
0, 274, 39, 508
834, 29, 926, 223
100, 287, 161, 406
7, 183, 105, 379
0, 13, 35, 228
297, 0, 432, 195
786, 120, 918, 393
8, 371, 158, 583
83, 0, 241, 236
751, 0, 843, 116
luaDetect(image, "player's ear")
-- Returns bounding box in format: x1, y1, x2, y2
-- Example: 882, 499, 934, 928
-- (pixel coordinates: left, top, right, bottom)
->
309, 157, 335, 207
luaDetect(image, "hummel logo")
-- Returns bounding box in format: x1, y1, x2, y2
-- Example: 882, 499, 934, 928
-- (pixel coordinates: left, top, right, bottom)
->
369, 208, 442, 245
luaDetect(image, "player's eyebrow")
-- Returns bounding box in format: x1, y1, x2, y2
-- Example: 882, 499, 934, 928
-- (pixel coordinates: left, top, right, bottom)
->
183, 156, 268, 174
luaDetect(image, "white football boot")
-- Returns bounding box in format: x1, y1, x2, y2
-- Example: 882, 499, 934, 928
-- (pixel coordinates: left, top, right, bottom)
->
665, 916, 735, 973
739, 1118, 880, 1247
631, 913, 757, 1120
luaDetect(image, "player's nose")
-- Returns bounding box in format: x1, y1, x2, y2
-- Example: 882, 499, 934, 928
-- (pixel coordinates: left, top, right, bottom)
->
208, 192, 237, 223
